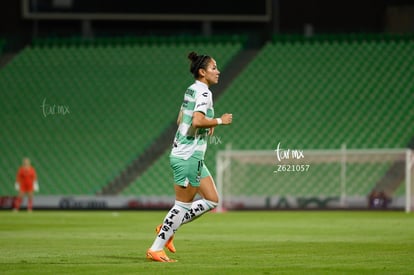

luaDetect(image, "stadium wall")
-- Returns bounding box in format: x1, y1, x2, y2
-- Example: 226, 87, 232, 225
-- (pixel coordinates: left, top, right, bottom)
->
0, 195, 406, 210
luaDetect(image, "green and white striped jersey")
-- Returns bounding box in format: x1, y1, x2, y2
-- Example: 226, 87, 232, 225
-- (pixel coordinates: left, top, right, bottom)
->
171, 80, 214, 160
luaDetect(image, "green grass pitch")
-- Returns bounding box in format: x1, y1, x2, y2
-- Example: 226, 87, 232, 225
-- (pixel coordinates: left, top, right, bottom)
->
1, 210, 413, 274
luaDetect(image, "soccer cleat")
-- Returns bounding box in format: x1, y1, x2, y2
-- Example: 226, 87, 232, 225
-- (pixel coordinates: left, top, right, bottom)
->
146, 249, 176, 262
156, 224, 176, 253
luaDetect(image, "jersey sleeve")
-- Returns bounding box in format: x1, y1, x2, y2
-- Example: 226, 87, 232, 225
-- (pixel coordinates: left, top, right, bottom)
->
194, 91, 209, 115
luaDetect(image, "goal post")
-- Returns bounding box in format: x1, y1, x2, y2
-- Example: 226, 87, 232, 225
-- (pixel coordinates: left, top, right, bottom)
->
216, 147, 413, 212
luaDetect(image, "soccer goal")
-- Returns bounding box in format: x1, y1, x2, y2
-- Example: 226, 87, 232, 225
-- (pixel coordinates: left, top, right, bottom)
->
215, 147, 413, 212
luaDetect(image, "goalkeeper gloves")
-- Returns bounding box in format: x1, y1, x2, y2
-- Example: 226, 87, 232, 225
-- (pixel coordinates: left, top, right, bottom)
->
34, 181, 39, 192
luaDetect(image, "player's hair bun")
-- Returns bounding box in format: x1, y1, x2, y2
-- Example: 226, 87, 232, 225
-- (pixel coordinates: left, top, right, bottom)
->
188, 51, 198, 62
188, 51, 210, 79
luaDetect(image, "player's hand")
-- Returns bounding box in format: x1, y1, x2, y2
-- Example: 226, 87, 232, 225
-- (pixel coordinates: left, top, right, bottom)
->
221, 113, 233, 125
34, 181, 39, 192
208, 127, 215, 136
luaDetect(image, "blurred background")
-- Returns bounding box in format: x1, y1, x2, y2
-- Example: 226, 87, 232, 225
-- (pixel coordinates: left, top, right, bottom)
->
0, 0, 413, 210
2, 0, 414, 50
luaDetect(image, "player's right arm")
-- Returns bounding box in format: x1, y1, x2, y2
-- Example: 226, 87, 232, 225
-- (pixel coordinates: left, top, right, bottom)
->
192, 112, 232, 128
16, 168, 21, 183
15, 168, 21, 190
191, 90, 232, 128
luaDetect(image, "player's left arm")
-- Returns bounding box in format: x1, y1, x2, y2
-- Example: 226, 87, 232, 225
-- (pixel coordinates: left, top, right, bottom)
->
33, 168, 39, 192
176, 109, 183, 125
208, 127, 215, 136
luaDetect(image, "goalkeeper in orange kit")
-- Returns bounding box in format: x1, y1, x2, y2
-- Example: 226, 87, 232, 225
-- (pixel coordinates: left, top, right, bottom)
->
13, 157, 39, 212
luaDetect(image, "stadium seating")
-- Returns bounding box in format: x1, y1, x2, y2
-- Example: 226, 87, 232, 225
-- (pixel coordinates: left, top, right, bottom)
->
0, 35, 245, 195
123, 34, 414, 197
1, 34, 412, 197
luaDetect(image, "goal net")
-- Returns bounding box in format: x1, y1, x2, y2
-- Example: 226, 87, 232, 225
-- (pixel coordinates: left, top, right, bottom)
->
215, 147, 413, 212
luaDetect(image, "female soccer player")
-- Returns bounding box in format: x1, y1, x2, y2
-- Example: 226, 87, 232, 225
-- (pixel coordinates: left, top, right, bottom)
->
146, 52, 233, 262
14, 157, 38, 212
